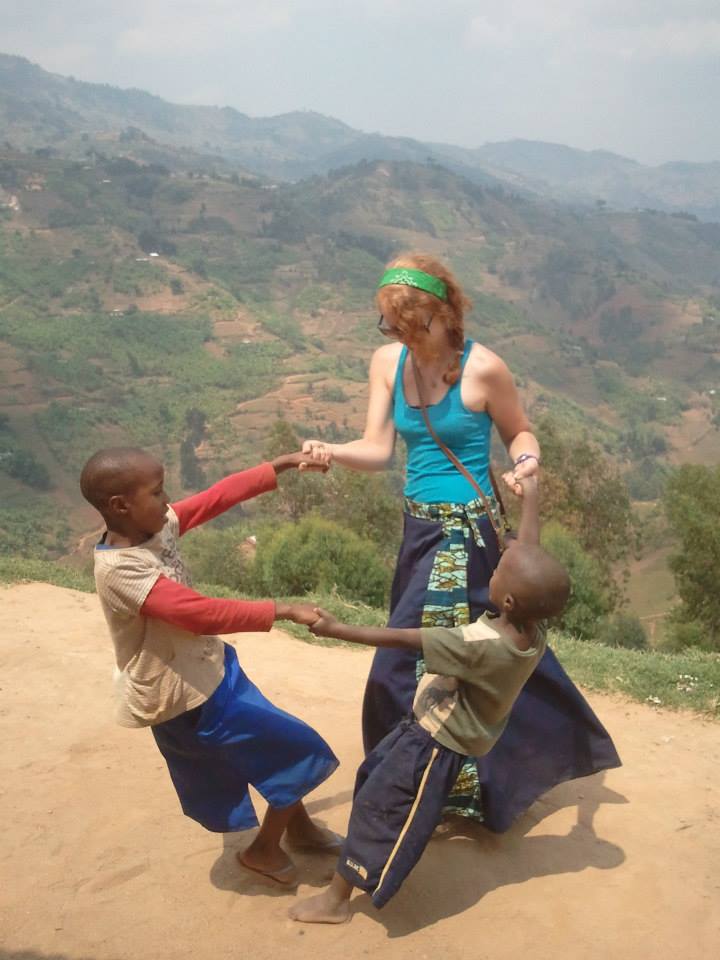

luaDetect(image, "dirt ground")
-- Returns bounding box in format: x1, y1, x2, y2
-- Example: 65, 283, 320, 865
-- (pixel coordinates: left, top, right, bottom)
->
1, 583, 718, 960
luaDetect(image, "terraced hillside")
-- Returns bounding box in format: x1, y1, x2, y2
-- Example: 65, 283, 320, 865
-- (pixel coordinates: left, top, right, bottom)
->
1, 150, 719, 597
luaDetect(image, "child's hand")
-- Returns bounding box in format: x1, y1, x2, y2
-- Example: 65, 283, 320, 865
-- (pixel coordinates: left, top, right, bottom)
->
272, 451, 329, 474
301, 439, 334, 467
276, 603, 322, 627
309, 607, 342, 638
502, 470, 539, 498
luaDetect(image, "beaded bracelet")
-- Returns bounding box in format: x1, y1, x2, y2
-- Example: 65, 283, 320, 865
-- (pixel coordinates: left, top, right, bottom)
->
513, 453, 541, 468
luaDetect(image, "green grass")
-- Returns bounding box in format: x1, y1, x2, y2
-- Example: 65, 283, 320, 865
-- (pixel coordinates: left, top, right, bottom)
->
1, 562, 718, 717
551, 632, 719, 718
0, 556, 95, 591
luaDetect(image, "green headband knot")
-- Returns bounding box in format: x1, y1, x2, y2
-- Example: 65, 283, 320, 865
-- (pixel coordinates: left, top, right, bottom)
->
378, 267, 448, 302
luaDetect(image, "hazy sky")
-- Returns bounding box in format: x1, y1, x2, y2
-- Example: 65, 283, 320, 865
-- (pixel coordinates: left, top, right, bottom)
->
4, 0, 720, 164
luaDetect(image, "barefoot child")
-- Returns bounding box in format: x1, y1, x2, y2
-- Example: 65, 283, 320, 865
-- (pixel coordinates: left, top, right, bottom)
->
289, 475, 570, 922
80, 446, 340, 886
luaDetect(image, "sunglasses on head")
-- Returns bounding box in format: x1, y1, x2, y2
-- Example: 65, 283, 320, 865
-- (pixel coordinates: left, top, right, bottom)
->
377, 314, 433, 338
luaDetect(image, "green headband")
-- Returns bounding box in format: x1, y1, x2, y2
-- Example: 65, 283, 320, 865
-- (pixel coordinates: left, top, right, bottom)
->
378, 267, 448, 302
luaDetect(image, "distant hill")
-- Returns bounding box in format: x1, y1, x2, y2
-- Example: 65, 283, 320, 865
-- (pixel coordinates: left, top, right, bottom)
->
2, 52, 719, 218
0, 52, 469, 183
461, 140, 720, 222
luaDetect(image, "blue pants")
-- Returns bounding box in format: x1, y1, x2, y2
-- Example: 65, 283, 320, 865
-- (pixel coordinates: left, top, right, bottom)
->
152, 644, 339, 832
337, 721, 464, 908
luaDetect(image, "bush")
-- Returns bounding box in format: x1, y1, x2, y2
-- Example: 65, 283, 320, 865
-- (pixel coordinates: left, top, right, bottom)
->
541, 521, 611, 638
318, 384, 349, 403
536, 417, 638, 599
255, 516, 390, 606
596, 612, 648, 650
664, 464, 720, 648
662, 618, 708, 652
321, 467, 403, 559
0, 449, 51, 489
179, 523, 256, 591
626, 458, 669, 501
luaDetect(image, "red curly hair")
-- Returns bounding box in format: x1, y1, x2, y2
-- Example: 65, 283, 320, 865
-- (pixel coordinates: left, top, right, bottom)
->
376, 252, 471, 385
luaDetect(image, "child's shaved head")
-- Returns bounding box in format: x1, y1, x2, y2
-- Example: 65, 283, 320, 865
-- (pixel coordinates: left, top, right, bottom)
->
493, 544, 570, 621
80, 447, 161, 513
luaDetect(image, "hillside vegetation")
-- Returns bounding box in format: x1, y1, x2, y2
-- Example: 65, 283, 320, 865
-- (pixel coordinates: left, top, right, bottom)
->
2, 137, 720, 647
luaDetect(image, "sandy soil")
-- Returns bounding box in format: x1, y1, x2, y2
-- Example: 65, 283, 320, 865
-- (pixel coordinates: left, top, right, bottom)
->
0, 582, 718, 960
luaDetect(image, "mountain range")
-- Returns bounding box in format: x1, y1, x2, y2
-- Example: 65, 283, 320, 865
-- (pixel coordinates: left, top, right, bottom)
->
2, 52, 720, 220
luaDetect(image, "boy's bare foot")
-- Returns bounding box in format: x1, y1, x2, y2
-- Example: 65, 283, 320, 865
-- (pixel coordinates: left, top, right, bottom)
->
236, 847, 299, 887
288, 888, 351, 924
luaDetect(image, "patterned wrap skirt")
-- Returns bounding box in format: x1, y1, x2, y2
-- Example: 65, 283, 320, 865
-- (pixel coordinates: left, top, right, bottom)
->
361, 495, 622, 832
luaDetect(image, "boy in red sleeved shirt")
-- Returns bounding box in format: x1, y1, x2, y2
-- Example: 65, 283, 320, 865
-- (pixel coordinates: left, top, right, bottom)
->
80, 446, 339, 887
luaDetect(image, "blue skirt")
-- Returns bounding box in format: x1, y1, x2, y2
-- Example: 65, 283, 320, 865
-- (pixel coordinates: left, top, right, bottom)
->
152, 643, 339, 832
361, 509, 621, 834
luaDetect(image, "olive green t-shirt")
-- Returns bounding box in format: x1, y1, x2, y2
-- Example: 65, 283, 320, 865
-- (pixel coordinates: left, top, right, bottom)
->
413, 614, 546, 757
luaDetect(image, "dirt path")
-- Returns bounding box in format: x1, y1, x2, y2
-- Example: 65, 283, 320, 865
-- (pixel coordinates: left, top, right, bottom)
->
0, 583, 718, 960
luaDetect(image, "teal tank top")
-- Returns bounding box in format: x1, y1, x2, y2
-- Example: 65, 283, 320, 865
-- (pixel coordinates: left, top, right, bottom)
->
393, 339, 493, 504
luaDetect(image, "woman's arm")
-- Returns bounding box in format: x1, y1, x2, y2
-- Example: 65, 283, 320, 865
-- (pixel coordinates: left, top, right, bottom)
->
303, 345, 398, 471
482, 353, 541, 484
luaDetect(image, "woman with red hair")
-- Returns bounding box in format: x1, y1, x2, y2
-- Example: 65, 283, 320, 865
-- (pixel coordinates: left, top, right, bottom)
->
304, 253, 619, 831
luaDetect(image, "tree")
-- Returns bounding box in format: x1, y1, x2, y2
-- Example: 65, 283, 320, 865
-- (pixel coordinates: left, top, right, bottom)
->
320, 467, 402, 559
533, 417, 639, 604
261, 420, 325, 520
541, 521, 611, 638
259, 419, 403, 555
664, 464, 720, 648
180, 438, 205, 489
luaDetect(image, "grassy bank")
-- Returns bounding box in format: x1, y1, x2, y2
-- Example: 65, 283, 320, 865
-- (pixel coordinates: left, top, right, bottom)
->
1, 557, 718, 717
551, 633, 718, 718
0, 556, 95, 592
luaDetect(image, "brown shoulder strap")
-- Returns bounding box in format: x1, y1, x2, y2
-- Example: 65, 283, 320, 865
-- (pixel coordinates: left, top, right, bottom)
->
409, 352, 508, 552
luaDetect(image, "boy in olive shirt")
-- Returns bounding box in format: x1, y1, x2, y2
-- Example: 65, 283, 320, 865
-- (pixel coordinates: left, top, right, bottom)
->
290, 475, 571, 923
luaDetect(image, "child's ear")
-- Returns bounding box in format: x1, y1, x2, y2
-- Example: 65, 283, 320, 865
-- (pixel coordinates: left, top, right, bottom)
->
108, 493, 129, 516
502, 593, 515, 613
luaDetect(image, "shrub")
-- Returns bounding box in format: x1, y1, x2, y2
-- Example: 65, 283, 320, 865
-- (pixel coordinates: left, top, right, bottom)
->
541, 521, 611, 638
664, 464, 720, 648
0, 449, 51, 489
596, 612, 648, 650
318, 384, 349, 403
255, 516, 390, 606
661, 618, 708, 652
179, 522, 256, 591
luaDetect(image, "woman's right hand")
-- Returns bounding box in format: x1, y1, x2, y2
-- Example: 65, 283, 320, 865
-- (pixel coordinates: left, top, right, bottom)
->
302, 439, 334, 466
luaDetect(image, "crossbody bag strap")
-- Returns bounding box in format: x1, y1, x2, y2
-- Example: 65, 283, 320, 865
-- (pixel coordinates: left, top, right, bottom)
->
488, 466, 512, 536
409, 352, 507, 552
